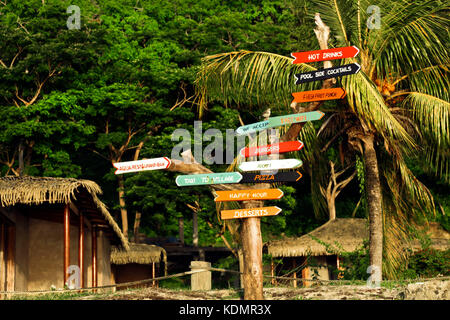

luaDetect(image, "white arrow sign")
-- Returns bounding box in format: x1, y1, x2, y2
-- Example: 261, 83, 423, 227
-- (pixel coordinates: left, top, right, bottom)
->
113, 157, 171, 175
238, 159, 302, 172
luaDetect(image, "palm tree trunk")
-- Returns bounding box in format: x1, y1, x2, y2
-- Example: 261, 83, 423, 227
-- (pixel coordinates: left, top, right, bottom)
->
362, 134, 383, 282
117, 175, 128, 239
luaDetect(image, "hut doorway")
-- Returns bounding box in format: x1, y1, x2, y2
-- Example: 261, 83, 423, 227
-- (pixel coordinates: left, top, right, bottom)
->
0, 214, 15, 292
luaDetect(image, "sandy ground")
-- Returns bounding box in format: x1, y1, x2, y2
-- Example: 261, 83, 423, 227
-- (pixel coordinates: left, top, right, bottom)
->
73, 279, 450, 300
75, 285, 403, 300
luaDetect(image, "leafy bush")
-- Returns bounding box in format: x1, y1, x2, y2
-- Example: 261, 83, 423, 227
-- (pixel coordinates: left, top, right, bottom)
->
401, 248, 450, 279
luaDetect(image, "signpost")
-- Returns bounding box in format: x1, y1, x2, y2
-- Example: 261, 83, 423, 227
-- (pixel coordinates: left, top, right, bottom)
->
214, 188, 284, 202
238, 159, 302, 172
291, 88, 346, 103
240, 170, 302, 183
175, 172, 243, 186
113, 157, 171, 175
221, 206, 282, 220
294, 63, 361, 84
240, 140, 304, 158
291, 46, 359, 64
236, 111, 324, 135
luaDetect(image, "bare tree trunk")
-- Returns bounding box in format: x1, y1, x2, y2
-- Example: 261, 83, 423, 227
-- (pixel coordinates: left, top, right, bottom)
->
133, 211, 141, 243
18, 140, 24, 176
192, 209, 198, 248
178, 217, 184, 245
362, 134, 383, 282
117, 175, 128, 239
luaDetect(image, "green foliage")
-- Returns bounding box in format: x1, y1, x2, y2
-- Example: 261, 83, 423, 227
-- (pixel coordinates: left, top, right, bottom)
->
401, 249, 450, 279
339, 240, 371, 280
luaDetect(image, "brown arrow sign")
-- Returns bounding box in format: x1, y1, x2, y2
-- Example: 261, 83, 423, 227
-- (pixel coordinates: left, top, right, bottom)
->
214, 189, 283, 202
221, 206, 282, 220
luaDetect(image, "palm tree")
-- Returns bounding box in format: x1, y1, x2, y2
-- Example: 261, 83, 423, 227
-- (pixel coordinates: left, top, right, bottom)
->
195, 0, 449, 280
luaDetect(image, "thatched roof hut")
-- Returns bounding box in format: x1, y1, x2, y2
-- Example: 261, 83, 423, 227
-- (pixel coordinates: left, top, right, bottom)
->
0, 176, 128, 250
267, 218, 368, 258
111, 244, 167, 288
267, 218, 449, 258
111, 243, 167, 265
409, 222, 450, 252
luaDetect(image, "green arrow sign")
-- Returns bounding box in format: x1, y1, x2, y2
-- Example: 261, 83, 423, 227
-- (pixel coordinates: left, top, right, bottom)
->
236, 111, 324, 135
176, 172, 243, 186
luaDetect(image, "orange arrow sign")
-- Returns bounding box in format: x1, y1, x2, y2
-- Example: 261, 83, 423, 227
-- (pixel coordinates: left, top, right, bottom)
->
292, 88, 346, 103
214, 188, 283, 202
221, 206, 282, 220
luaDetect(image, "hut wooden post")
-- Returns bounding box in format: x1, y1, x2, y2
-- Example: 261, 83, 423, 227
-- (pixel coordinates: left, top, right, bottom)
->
271, 258, 275, 286
6, 225, 15, 292
63, 204, 70, 286
292, 259, 297, 288
92, 226, 98, 289
78, 211, 84, 288
152, 262, 155, 287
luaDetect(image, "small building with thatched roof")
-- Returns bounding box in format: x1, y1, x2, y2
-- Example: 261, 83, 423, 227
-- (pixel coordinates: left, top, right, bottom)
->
111, 243, 167, 289
0, 176, 129, 292
266, 218, 450, 286
408, 222, 450, 252
266, 218, 369, 284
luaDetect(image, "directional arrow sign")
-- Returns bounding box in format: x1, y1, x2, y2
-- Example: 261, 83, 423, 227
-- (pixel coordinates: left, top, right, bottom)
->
114, 157, 171, 175
175, 172, 242, 186
292, 88, 346, 103
214, 188, 284, 202
221, 206, 282, 220
240, 171, 303, 183
294, 63, 361, 84
240, 141, 304, 158
236, 111, 324, 136
238, 159, 302, 172
291, 46, 359, 64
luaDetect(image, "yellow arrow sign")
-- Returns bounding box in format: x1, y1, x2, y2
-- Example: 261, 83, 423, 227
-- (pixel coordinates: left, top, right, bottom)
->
214, 189, 283, 202
221, 206, 282, 220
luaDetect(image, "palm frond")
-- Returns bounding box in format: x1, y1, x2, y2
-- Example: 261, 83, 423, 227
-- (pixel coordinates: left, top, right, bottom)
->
343, 68, 416, 148
370, 0, 449, 80
195, 51, 320, 113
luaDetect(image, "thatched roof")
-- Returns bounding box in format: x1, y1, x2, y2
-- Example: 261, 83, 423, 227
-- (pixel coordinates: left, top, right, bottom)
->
267, 218, 368, 257
0, 176, 129, 250
111, 243, 167, 265
408, 222, 450, 252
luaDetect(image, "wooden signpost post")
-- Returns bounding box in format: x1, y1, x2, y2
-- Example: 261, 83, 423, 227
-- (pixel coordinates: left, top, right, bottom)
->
221, 206, 282, 220
238, 159, 302, 172
235, 111, 324, 135
240, 140, 303, 158
214, 188, 283, 202
291, 46, 359, 64
294, 63, 361, 84
113, 157, 171, 175
291, 88, 346, 103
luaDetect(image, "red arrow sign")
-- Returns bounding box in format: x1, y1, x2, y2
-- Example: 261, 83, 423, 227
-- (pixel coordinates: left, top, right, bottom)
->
292, 88, 346, 103
291, 46, 359, 64
240, 141, 303, 158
